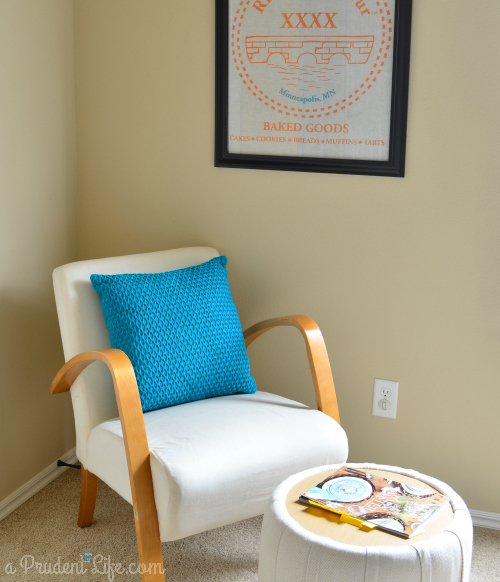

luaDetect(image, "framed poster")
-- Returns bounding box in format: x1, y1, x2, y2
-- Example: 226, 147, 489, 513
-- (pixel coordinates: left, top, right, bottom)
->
215, 0, 412, 177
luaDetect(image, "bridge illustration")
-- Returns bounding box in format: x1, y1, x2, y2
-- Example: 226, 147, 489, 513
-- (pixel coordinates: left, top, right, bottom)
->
245, 36, 374, 65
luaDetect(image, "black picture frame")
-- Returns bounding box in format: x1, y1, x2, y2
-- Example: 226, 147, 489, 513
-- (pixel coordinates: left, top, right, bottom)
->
215, 0, 412, 177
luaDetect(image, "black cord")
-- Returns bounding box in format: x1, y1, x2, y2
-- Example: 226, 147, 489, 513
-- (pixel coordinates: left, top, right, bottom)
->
57, 460, 81, 470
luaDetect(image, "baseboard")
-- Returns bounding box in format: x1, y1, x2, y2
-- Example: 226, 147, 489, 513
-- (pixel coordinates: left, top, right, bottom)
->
470, 509, 500, 530
0, 447, 78, 522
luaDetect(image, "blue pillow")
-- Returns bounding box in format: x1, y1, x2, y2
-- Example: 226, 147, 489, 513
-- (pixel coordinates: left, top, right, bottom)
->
91, 256, 256, 412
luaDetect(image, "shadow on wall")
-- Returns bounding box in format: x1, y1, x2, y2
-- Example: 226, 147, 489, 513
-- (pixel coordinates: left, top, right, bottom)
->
0, 290, 74, 498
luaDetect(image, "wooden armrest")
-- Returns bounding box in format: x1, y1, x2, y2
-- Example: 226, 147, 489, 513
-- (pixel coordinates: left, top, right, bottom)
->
51, 349, 162, 575
243, 315, 341, 425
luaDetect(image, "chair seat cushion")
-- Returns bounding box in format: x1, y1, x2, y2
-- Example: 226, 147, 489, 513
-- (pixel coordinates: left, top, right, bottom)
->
90, 256, 256, 412
86, 391, 348, 542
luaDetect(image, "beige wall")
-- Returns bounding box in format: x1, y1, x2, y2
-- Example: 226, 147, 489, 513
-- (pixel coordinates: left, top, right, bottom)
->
74, 1, 500, 511
0, 0, 77, 500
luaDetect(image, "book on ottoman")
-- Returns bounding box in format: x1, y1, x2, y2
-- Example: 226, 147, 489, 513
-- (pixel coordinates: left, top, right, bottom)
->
299, 466, 450, 538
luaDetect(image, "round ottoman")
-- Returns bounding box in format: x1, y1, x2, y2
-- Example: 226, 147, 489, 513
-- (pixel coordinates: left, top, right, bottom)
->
258, 463, 473, 582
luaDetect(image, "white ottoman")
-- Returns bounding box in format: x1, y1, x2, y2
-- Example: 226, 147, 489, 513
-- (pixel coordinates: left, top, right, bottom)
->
259, 463, 473, 582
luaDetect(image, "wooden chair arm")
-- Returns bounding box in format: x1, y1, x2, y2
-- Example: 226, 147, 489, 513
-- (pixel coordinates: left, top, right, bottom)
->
244, 315, 341, 425
51, 349, 163, 578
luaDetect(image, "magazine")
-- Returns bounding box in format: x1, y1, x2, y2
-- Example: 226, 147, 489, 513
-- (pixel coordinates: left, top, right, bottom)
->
299, 466, 450, 538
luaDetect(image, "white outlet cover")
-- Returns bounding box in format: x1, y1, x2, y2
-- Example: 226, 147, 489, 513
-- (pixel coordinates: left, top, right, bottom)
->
372, 379, 399, 419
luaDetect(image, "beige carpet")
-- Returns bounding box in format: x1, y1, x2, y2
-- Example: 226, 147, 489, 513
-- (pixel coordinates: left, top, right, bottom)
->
0, 469, 498, 581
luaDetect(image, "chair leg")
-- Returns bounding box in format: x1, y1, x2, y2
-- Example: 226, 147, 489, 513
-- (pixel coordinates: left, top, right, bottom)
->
77, 466, 98, 528
76, 468, 164, 581
134, 511, 165, 581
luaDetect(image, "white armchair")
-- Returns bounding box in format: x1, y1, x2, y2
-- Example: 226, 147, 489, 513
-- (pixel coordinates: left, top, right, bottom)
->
50, 247, 348, 581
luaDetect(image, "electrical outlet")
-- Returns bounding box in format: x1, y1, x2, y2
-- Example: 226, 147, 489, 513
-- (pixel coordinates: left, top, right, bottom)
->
372, 379, 399, 419
380, 387, 392, 398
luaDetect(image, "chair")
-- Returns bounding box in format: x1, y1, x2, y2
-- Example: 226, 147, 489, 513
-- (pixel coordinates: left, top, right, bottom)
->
50, 247, 347, 581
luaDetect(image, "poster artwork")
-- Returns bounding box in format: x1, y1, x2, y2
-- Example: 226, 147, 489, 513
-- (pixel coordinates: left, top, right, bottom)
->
228, 0, 396, 161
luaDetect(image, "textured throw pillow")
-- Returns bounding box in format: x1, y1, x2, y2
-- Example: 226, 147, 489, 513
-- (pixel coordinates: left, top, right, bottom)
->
91, 256, 256, 412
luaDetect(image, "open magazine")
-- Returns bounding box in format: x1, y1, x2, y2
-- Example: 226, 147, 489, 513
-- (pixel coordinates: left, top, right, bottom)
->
299, 466, 449, 538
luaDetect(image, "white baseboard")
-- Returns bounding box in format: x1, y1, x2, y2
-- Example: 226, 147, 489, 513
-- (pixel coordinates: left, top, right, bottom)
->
0, 447, 78, 522
470, 509, 500, 530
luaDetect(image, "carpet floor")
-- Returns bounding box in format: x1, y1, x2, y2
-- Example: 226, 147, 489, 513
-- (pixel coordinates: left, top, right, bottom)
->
0, 469, 498, 581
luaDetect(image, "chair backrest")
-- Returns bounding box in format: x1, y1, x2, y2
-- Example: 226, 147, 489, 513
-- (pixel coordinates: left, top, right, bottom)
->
53, 246, 219, 465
